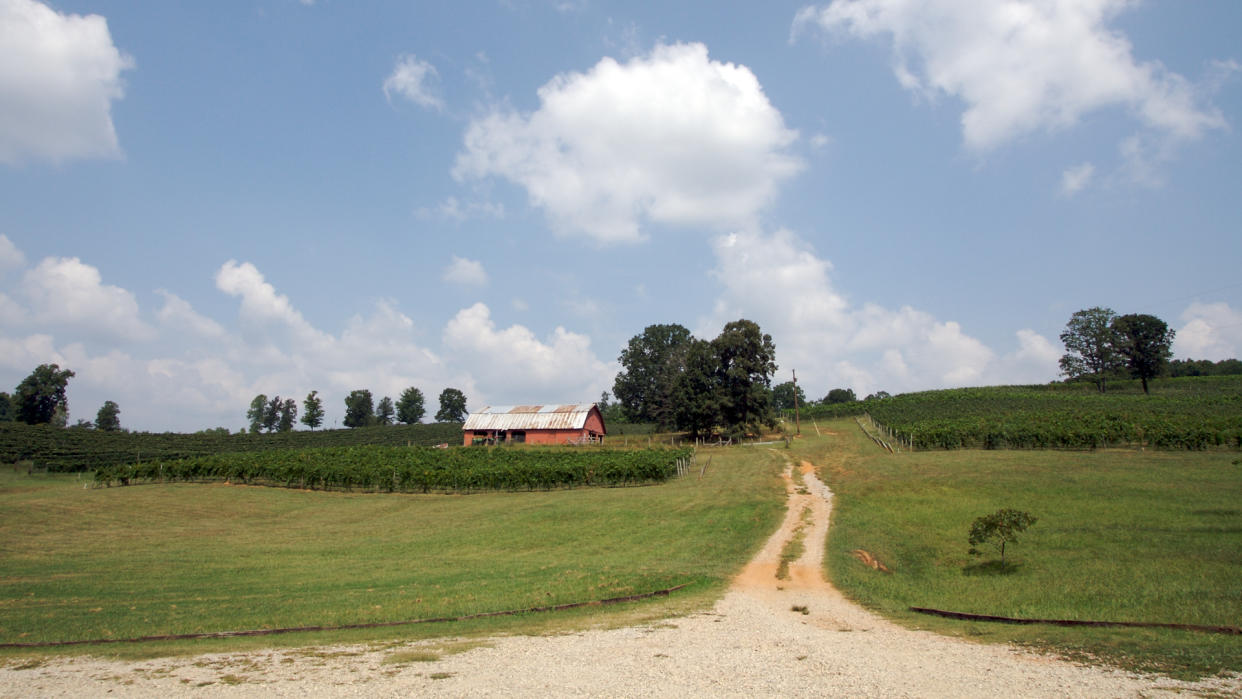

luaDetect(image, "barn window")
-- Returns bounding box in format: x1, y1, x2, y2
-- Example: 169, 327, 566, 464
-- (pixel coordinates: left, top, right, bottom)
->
511, 431, 526, 443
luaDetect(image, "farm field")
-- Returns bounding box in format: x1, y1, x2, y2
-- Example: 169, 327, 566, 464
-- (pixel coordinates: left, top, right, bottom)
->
801, 375, 1242, 450
793, 419, 1242, 679
0, 445, 784, 656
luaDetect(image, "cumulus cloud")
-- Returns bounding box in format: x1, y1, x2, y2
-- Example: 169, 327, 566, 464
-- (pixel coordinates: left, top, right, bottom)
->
0, 234, 26, 273
383, 54, 444, 111
156, 290, 227, 341
20, 256, 154, 342
793, 0, 1228, 152
1175, 302, 1242, 361
0, 0, 133, 164
442, 256, 488, 286
454, 42, 803, 243
443, 302, 613, 404
1060, 162, 1095, 196
215, 259, 329, 349
701, 229, 1056, 397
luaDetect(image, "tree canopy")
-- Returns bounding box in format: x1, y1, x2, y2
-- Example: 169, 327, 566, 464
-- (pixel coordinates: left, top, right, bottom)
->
376, 396, 395, 426
713, 319, 777, 433
771, 381, 805, 411
247, 394, 267, 433
1059, 307, 1123, 392
15, 364, 75, 425
301, 391, 324, 430
95, 400, 121, 431
277, 398, 298, 432
1112, 313, 1175, 395
396, 387, 425, 424
435, 388, 467, 423
344, 389, 375, 428
612, 323, 692, 428
824, 388, 857, 404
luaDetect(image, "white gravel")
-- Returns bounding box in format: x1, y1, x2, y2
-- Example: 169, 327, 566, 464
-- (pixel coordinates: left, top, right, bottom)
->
4, 460, 1238, 698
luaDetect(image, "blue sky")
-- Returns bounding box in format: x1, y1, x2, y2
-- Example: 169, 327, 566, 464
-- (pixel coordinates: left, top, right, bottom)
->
1, 0, 1239, 432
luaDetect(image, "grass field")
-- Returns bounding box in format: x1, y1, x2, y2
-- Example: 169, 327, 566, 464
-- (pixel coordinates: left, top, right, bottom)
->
794, 419, 1242, 679
0, 446, 783, 657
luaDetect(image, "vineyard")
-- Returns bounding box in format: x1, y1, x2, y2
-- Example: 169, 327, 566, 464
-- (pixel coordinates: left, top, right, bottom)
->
93, 445, 692, 493
0, 422, 463, 472
800, 375, 1242, 450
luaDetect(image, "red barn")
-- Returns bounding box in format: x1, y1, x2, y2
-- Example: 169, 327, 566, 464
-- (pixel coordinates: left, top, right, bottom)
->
462, 404, 606, 446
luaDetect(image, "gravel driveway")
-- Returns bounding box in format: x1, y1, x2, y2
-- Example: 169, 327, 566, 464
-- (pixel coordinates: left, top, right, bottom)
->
4, 459, 1239, 697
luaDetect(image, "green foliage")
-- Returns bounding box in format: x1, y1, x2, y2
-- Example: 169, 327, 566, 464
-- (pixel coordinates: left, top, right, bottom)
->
771, 381, 806, 411
672, 339, 724, 437
95, 445, 693, 493
612, 323, 692, 428
0, 421, 463, 472
344, 389, 374, 428
1170, 358, 1242, 377
262, 395, 282, 433
376, 396, 395, 426
802, 376, 1242, 450
247, 394, 267, 433
301, 391, 324, 430
968, 509, 1037, 565
14, 364, 75, 425
1059, 307, 1123, 392
436, 388, 467, 423
0, 392, 14, 422
1112, 313, 1175, 394
825, 388, 857, 404
277, 398, 297, 432
95, 400, 121, 432
396, 387, 425, 424
713, 319, 777, 434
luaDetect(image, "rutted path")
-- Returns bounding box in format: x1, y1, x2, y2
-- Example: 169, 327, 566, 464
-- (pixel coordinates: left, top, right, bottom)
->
4, 458, 1239, 697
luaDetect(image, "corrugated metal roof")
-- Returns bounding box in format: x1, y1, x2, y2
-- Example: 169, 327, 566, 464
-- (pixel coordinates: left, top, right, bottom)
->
462, 404, 599, 431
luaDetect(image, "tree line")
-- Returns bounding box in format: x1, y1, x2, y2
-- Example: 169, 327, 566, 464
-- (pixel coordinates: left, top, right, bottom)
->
1058, 307, 1177, 394
244, 387, 468, 432
0, 364, 123, 431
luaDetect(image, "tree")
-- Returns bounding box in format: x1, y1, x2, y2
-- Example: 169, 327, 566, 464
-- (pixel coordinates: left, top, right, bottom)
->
968, 509, 1037, 567
864, 390, 891, 401
247, 394, 268, 433
771, 381, 806, 411
301, 390, 324, 430
435, 388, 467, 423
344, 389, 375, 428
0, 392, 14, 422
612, 323, 693, 428
597, 391, 625, 424
824, 388, 857, 404
95, 400, 121, 431
1059, 307, 1123, 392
14, 364, 75, 425
396, 387, 425, 424
278, 398, 297, 432
262, 395, 282, 433
1111, 313, 1175, 395
713, 319, 778, 434
672, 339, 724, 437
376, 396, 395, 425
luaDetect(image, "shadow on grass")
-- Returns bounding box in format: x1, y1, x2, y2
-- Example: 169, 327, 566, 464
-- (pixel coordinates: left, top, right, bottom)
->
961, 560, 1023, 576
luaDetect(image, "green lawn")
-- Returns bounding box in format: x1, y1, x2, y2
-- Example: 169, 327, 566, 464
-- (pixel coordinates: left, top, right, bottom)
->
794, 420, 1242, 679
0, 446, 783, 656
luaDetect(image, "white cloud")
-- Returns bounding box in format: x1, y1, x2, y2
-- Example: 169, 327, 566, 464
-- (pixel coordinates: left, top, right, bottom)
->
442, 256, 488, 286
454, 42, 803, 243
20, 256, 154, 342
156, 290, 226, 340
1175, 302, 1242, 361
443, 302, 613, 404
416, 196, 505, 222
793, 0, 1228, 152
1059, 162, 1095, 196
382, 54, 444, 111
0, 234, 26, 273
0, 0, 133, 164
701, 229, 1055, 397
0, 292, 24, 325
215, 259, 329, 348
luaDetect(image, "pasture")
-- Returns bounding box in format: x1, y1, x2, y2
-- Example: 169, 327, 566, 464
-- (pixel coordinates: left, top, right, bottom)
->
795, 420, 1242, 679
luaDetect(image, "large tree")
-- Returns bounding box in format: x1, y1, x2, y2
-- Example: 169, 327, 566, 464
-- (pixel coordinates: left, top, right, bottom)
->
376, 396, 395, 426
95, 400, 121, 431
1059, 307, 1123, 392
672, 338, 724, 437
435, 388, 467, 423
247, 394, 267, 433
301, 390, 324, 430
396, 387, 425, 424
712, 319, 777, 434
344, 389, 375, 428
15, 364, 75, 425
1112, 313, 1175, 395
262, 395, 282, 433
824, 388, 857, 404
612, 323, 692, 428
0, 392, 14, 422
278, 398, 298, 432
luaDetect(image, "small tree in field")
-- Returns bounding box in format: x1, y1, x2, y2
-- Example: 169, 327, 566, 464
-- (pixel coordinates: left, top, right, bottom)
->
968, 509, 1037, 566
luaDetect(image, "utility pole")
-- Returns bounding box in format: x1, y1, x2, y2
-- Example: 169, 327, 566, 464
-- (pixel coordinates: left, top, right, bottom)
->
793, 369, 801, 436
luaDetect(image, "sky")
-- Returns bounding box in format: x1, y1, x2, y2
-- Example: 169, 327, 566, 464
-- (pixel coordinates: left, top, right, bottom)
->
1, 0, 1240, 432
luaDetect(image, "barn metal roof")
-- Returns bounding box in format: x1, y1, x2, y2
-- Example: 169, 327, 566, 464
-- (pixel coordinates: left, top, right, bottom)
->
462, 404, 600, 431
